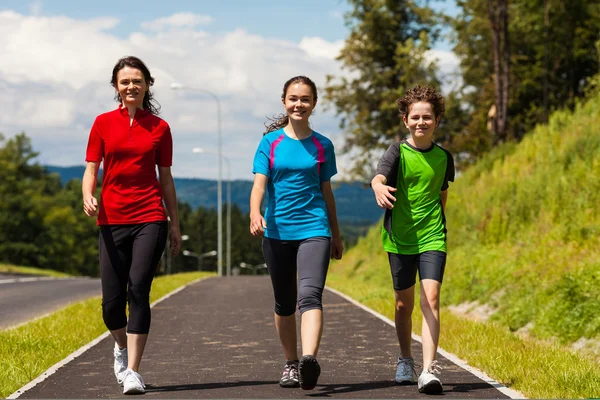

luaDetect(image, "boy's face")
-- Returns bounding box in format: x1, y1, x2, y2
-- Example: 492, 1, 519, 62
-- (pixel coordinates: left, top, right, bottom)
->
403, 101, 440, 143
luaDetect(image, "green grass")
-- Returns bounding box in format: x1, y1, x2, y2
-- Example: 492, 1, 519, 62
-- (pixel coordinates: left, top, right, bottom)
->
0, 271, 212, 398
0, 264, 71, 278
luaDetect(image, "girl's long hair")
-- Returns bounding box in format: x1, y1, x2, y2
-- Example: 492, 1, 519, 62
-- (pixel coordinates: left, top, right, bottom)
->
263, 75, 317, 135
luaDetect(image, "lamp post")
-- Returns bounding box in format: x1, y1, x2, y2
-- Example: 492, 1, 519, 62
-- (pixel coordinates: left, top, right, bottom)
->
192, 147, 232, 277
182, 249, 218, 271
171, 82, 223, 277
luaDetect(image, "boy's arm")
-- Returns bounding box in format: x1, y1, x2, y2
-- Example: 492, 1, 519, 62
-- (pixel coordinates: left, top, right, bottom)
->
440, 189, 448, 212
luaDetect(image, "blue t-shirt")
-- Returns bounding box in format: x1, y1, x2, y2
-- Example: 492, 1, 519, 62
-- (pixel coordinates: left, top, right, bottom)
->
252, 128, 337, 240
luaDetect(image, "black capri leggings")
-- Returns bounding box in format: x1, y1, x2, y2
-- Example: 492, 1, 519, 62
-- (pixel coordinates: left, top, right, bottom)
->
262, 236, 331, 316
99, 222, 167, 334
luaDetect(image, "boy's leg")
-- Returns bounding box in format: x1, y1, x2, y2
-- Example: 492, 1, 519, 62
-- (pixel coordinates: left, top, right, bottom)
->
388, 253, 418, 356
394, 287, 415, 357
417, 250, 446, 370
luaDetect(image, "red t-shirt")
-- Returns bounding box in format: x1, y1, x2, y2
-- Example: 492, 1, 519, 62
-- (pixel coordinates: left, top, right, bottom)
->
85, 106, 173, 225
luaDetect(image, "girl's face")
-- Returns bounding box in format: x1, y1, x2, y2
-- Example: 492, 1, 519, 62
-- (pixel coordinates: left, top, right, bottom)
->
282, 83, 316, 122
403, 101, 440, 142
116, 66, 148, 108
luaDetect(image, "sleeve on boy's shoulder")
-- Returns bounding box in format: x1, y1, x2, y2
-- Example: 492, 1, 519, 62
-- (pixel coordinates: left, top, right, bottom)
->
320, 140, 337, 182
373, 143, 400, 188
252, 135, 271, 177
85, 116, 103, 163
156, 124, 173, 167
441, 148, 455, 191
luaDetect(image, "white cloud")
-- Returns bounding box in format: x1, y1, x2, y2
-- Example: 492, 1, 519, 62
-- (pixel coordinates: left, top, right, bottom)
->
29, 0, 43, 16
424, 49, 462, 93
0, 11, 347, 181
140, 12, 213, 31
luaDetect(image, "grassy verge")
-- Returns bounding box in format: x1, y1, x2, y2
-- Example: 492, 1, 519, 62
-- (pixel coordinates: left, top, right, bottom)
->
0, 271, 212, 398
327, 230, 600, 398
0, 264, 71, 278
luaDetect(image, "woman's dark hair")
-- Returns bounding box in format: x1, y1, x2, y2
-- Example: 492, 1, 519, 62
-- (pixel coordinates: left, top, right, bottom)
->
111, 56, 161, 115
264, 75, 318, 134
396, 85, 445, 120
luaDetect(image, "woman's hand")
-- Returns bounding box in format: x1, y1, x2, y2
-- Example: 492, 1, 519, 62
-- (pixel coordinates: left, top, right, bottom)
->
169, 225, 182, 256
83, 195, 98, 217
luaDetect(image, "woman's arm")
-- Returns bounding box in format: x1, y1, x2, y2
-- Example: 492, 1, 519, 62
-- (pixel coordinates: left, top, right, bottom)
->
82, 162, 100, 217
321, 180, 343, 259
158, 166, 182, 256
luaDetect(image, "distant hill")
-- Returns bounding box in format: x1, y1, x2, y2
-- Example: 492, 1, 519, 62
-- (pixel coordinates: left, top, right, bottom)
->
45, 165, 383, 228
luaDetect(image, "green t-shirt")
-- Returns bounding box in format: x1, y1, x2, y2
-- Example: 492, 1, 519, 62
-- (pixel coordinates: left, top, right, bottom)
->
375, 140, 455, 255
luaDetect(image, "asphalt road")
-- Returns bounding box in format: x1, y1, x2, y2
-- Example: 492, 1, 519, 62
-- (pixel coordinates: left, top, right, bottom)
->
0, 275, 101, 330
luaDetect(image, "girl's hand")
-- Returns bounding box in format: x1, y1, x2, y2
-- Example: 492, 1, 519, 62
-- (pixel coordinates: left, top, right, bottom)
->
331, 236, 344, 260
372, 183, 397, 209
250, 213, 266, 236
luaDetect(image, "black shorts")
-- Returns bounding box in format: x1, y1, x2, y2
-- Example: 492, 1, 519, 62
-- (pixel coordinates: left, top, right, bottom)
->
388, 250, 446, 291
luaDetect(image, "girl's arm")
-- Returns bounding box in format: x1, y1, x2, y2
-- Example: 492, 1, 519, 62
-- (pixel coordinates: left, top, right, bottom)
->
321, 180, 343, 259
250, 173, 268, 236
158, 166, 182, 256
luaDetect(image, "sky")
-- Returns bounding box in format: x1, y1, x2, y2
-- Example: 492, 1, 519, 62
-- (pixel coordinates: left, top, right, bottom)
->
0, 0, 460, 181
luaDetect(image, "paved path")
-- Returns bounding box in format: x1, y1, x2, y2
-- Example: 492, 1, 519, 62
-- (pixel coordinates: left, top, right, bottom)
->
0, 276, 100, 330
15, 276, 517, 398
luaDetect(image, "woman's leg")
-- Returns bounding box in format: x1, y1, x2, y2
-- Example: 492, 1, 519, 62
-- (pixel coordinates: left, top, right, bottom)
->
126, 222, 167, 372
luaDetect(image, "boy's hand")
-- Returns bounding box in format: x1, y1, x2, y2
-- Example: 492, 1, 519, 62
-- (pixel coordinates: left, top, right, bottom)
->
372, 182, 397, 209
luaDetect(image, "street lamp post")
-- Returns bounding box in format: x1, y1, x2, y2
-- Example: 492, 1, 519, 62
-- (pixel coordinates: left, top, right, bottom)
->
171, 82, 224, 277
192, 147, 232, 277
182, 249, 218, 271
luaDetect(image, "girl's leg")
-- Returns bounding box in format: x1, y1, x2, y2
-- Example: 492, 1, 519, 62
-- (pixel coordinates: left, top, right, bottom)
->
126, 222, 167, 372
296, 237, 330, 357
263, 238, 299, 361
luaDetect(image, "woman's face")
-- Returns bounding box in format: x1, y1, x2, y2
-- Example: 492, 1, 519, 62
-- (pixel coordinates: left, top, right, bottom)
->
115, 66, 148, 108
403, 101, 439, 142
282, 82, 316, 123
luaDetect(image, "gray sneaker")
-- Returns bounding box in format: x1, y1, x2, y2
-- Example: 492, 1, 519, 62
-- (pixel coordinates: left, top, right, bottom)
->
279, 362, 300, 388
418, 360, 443, 394
113, 344, 128, 385
395, 357, 417, 384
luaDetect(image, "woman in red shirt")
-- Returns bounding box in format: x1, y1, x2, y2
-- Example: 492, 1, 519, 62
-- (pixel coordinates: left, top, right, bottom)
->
82, 56, 181, 395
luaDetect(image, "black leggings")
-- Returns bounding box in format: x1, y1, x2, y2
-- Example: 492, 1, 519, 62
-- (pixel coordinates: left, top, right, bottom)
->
99, 222, 167, 334
262, 237, 331, 316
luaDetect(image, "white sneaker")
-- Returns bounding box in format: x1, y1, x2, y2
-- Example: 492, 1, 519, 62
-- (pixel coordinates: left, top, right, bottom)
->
113, 344, 128, 385
418, 360, 443, 394
123, 369, 145, 394
395, 357, 417, 384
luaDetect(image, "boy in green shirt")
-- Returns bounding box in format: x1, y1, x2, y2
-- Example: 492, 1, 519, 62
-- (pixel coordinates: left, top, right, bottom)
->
371, 85, 454, 394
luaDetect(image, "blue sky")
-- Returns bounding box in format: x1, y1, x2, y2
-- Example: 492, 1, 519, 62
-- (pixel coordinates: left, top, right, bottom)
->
0, 0, 460, 180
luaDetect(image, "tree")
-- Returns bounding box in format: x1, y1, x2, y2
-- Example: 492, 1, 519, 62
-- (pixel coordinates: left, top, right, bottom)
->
488, 0, 510, 142
324, 0, 442, 179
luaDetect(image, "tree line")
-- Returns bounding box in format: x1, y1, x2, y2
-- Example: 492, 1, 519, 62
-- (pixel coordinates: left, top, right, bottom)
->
324, 0, 599, 177
0, 133, 264, 276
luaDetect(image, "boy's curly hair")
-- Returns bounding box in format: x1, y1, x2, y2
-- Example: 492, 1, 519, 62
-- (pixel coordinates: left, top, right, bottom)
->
396, 85, 445, 119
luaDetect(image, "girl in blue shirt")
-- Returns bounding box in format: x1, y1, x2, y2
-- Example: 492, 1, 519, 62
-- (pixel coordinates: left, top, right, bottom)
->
250, 75, 343, 391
